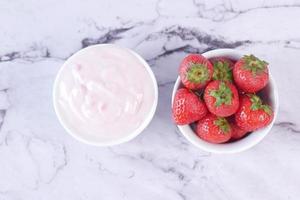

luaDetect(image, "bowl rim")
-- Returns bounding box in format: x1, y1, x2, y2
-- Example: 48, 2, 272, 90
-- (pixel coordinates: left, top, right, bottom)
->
53, 44, 158, 146
171, 48, 279, 154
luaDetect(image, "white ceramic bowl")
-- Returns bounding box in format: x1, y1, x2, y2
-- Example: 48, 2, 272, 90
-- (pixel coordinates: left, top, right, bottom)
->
172, 49, 279, 154
53, 44, 158, 146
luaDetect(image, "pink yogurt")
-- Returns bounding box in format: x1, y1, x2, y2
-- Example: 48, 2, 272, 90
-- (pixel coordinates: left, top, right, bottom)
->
54, 44, 157, 145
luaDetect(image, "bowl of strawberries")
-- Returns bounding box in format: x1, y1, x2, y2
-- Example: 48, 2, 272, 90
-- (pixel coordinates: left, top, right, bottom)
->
171, 49, 279, 153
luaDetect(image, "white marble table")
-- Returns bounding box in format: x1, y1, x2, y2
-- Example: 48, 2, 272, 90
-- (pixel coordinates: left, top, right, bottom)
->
0, 0, 300, 199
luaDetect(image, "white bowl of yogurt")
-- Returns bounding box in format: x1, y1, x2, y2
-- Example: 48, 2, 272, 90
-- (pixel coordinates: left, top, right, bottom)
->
53, 44, 158, 146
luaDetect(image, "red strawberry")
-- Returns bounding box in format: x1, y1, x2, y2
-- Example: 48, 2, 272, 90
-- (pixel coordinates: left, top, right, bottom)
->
196, 113, 232, 144
233, 55, 269, 92
179, 54, 213, 90
230, 122, 248, 140
235, 94, 273, 131
209, 57, 234, 82
204, 80, 239, 117
172, 88, 208, 125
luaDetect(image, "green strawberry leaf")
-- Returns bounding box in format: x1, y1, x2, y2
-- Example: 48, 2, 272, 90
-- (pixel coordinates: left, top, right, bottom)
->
214, 117, 230, 134
249, 94, 262, 110
187, 63, 209, 84
261, 105, 273, 115
210, 82, 233, 107
212, 61, 232, 82
243, 54, 268, 76
249, 94, 273, 116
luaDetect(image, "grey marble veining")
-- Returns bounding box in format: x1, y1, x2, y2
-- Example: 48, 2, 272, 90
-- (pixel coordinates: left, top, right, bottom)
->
0, 0, 300, 199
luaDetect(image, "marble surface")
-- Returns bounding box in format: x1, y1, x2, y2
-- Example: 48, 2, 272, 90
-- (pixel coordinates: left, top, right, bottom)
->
0, 0, 300, 199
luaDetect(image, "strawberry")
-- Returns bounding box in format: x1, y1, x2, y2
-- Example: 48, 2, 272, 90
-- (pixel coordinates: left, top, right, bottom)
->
179, 54, 213, 90
204, 80, 239, 117
235, 94, 273, 131
196, 113, 232, 143
172, 88, 208, 125
209, 57, 234, 82
230, 122, 248, 140
233, 54, 269, 92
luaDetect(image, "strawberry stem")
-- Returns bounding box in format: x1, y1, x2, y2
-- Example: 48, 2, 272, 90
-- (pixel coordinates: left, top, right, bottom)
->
249, 94, 272, 115
210, 82, 233, 107
214, 117, 230, 134
243, 55, 268, 75
212, 61, 232, 82
187, 63, 209, 84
